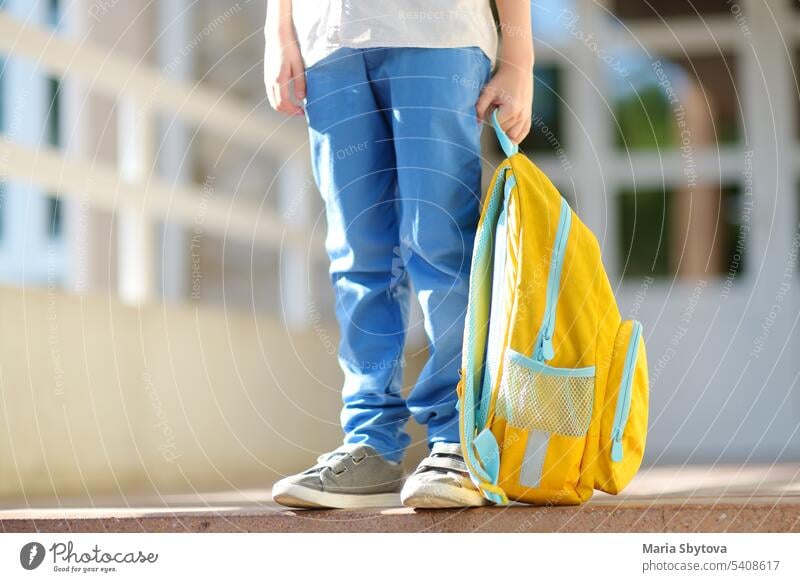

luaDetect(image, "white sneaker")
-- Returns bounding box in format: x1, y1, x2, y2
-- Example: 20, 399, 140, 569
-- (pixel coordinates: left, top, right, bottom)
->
400, 442, 491, 508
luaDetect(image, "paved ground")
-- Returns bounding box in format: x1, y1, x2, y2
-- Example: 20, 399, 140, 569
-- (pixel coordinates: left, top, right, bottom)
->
1, 464, 798, 533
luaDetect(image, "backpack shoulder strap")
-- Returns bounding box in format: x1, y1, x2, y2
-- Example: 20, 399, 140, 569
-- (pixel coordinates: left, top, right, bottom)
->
458, 159, 514, 506
492, 109, 519, 158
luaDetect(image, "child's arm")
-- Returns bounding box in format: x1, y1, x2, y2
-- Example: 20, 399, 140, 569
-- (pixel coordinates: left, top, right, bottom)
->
265, 0, 306, 116
476, 0, 534, 144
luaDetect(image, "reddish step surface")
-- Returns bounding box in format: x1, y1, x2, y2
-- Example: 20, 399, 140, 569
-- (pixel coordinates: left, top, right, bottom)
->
2, 464, 798, 533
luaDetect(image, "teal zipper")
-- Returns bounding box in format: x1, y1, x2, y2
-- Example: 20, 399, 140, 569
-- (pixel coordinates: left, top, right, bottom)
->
534, 198, 572, 362
610, 320, 643, 462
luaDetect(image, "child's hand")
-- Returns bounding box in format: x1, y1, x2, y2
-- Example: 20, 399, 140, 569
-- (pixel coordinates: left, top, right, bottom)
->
476, 64, 533, 144
479, 0, 535, 144
265, 35, 306, 116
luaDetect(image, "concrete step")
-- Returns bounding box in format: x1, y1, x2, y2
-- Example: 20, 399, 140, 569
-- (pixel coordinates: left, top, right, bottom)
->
2, 464, 798, 533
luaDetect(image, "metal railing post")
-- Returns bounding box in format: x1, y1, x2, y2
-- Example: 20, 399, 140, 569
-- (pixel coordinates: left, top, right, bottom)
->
117, 96, 155, 305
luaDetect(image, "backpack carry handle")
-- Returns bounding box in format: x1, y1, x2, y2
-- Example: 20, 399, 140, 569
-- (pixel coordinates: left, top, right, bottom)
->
491, 109, 519, 158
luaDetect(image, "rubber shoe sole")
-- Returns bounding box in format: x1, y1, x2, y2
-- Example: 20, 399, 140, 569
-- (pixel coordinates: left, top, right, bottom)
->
272, 481, 401, 509
400, 479, 490, 509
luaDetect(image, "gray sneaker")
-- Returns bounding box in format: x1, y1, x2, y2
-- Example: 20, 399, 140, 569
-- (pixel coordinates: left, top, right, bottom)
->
272, 444, 404, 509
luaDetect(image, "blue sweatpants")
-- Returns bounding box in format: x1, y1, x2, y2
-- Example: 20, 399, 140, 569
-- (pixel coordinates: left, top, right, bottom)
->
304, 46, 491, 462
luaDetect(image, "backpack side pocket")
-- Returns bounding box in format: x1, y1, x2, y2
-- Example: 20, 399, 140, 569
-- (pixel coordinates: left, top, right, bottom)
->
495, 349, 595, 504
595, 320, 649, 494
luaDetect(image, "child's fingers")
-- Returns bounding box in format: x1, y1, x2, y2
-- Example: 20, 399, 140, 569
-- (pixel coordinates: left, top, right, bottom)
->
475, 88, 495, 122
276, 73, 303, 115
273, 86, 301, 115
507, 117, 529, 144
497, 109, 519, 134
292, 61, 307, 101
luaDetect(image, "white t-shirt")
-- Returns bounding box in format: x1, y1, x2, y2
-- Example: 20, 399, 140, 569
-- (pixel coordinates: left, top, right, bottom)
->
291, 0, 498, 68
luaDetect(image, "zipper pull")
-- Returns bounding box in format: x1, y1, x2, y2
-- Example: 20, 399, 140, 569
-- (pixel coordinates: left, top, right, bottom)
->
535, 313, 555, 362
534, 329, 555, 362
611, 431, 624, 463
542, 333, 555, 361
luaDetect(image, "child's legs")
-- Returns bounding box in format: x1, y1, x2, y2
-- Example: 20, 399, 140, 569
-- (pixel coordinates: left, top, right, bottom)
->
366, 47, 491, 445
305, 49, 411, 462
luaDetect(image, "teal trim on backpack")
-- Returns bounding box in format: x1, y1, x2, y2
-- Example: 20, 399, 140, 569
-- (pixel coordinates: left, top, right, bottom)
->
533, 197, 572, 362
473, 428, 501, 486
508, 349, 596, 377
610, 320, 643, 463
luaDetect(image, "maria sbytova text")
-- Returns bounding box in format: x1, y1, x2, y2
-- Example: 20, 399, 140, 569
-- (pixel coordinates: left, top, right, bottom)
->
644, 543, 727, 557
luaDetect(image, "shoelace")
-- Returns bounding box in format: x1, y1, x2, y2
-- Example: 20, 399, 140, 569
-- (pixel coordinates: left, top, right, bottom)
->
414, 442, 469, 475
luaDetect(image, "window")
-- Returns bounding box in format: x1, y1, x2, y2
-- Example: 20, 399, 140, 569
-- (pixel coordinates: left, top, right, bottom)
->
45, 74, 62, 240
46, 196, 62, 239
47, 0, 59, 27
618, 186, 670, 278
618, 184, 746, 279
523, 65, 564, 155
612, 53, 740, 151
46, 77, 61, 147
613, 74, 674, 151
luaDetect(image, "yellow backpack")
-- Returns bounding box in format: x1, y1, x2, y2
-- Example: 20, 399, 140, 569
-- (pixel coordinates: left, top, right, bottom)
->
458, 111, 649, 506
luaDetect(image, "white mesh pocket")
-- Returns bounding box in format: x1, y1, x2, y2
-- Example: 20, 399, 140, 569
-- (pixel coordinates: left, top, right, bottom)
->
497, 351, 595, 437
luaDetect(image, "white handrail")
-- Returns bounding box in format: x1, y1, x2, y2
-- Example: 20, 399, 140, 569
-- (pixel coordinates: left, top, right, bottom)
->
0, 12, 307, 155
0, 140, 317, 249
